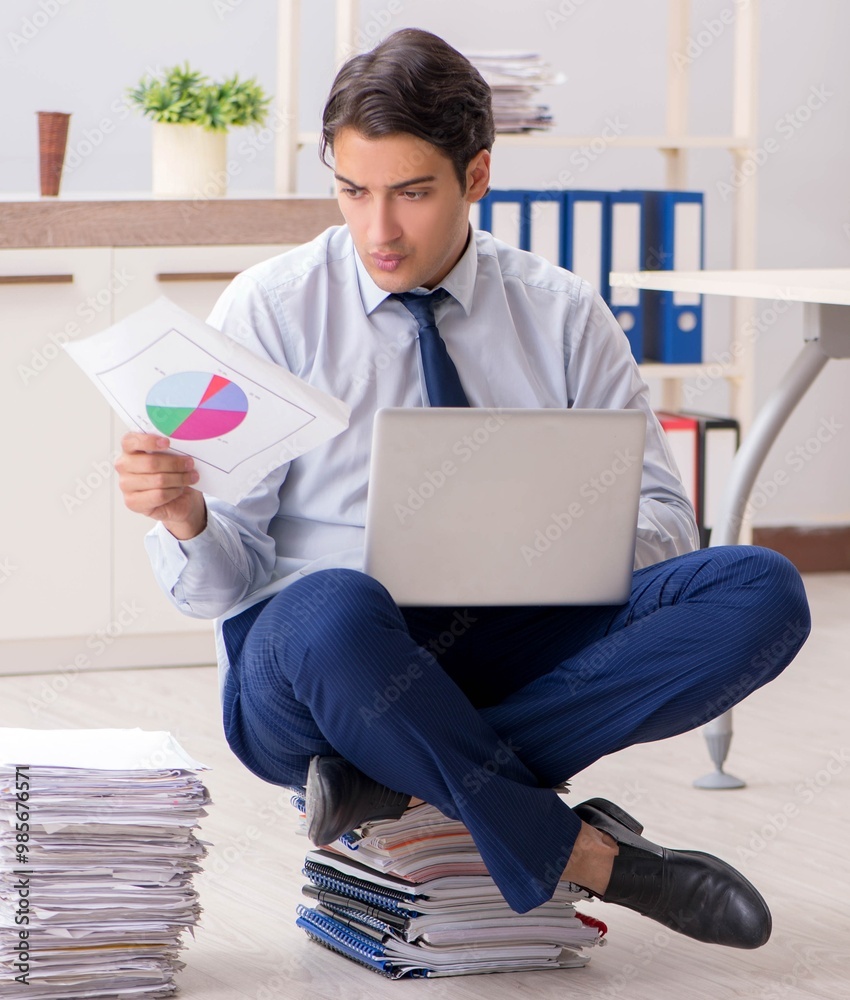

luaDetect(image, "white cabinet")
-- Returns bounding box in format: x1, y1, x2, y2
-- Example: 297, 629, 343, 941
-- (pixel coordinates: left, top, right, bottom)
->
0, 243, 292, 671
0, 248, 113, 642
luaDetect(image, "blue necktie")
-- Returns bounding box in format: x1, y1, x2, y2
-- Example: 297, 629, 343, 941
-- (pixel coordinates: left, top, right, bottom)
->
393, 289, 470, 407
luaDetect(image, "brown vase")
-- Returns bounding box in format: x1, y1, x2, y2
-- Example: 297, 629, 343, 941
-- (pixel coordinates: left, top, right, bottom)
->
37, 111, 71, 196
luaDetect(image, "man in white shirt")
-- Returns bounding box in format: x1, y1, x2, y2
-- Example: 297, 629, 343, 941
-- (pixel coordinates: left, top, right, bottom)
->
116, 28, 810, 947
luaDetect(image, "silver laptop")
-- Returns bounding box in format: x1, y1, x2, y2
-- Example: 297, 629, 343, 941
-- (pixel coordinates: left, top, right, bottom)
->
363, 407, 646, 606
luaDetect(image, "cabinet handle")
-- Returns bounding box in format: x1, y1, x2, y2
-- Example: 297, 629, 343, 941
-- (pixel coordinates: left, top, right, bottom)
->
0, 274, 74, 285
156, 272, 240, 283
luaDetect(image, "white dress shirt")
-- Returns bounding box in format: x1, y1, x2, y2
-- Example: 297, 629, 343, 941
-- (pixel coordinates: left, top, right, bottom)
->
144, 224, 699, 696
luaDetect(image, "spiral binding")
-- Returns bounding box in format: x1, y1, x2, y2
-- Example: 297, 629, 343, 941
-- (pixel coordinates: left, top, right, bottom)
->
303, 885, 408, 931
302, 859, 421, 915
297, 905, 389, 962
315, 898, 398, 938
297, 923, 396, 979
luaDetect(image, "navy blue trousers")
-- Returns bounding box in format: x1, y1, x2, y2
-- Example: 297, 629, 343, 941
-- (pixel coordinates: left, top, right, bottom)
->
221, 545, 810, 913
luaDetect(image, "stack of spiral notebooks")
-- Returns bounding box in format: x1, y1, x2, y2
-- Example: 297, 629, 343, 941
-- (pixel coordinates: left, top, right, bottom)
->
290, 794, 607, 979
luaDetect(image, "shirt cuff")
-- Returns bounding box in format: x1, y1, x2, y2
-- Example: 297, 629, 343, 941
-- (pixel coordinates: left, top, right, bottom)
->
144, 510, 224, 596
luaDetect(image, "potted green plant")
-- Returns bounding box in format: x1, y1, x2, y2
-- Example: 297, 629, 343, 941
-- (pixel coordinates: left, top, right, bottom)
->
127, 63, 272, 198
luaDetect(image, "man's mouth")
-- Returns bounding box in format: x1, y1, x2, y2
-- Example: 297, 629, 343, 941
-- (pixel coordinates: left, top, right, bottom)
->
371, 253, 406, 272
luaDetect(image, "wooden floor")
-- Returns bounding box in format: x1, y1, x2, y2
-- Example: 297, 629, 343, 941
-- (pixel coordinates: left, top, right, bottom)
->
2, 573, 848, 999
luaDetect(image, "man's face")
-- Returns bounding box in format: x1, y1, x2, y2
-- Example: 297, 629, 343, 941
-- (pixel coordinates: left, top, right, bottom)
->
332, 128, 490, 293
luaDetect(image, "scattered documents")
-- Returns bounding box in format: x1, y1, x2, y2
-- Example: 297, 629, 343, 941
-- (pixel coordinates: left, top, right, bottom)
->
62, 296, 351, 505
290, 793, 606, 978
0, 728, 210, 998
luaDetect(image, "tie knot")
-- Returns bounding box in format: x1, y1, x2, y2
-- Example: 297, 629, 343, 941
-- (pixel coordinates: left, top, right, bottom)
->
392, 288, 449, 330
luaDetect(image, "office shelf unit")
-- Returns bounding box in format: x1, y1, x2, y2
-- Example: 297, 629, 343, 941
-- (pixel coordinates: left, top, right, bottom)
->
274, 0, 761, 445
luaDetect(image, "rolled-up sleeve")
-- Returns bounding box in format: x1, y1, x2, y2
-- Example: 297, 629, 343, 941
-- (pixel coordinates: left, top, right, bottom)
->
565, 283, 700, 568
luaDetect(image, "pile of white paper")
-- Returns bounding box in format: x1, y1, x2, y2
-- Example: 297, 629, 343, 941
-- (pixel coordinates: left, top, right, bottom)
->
291, 795, 607, 978
0, 729, 210, 999
464, 51, 565, 132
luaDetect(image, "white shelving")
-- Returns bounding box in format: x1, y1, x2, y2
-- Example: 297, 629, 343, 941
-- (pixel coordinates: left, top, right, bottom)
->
276, 0, 760, 431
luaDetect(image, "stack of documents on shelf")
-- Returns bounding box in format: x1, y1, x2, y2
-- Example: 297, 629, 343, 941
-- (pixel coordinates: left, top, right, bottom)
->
464, 51, 565, 132
291, 795, 607, 979
0, 728, 210, 999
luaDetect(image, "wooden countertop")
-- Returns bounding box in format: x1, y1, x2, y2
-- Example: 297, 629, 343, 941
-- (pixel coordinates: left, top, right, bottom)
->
0, 195, 344, 248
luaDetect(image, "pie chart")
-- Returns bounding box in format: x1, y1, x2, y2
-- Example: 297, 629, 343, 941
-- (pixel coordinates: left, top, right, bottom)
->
146, 372, 249, 440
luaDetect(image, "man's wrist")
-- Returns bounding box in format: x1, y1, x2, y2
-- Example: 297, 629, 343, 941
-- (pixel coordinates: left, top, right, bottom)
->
164, 500, 208, 541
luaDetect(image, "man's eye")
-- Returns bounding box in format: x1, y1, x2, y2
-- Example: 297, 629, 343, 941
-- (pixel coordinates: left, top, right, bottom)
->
341, 187, 363, 198
400, 190, 427, 201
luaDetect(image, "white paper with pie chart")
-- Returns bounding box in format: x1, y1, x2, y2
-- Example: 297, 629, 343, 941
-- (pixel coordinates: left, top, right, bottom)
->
62, 296, 351, 504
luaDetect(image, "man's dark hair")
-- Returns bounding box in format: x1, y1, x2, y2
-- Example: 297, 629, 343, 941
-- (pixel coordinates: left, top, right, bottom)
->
320, 28, 495, 191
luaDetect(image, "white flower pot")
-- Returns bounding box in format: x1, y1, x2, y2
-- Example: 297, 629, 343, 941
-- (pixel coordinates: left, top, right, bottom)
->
151, 121, 228, 198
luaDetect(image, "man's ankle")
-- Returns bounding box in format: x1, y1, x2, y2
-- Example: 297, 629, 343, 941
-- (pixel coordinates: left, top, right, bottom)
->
559, 820, 619, 894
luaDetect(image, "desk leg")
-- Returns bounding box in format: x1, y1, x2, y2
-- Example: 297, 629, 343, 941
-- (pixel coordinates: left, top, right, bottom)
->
694, 339, 829, 789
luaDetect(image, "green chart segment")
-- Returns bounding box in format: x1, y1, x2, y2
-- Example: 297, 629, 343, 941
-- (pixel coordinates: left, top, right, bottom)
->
146, 372, 249, 440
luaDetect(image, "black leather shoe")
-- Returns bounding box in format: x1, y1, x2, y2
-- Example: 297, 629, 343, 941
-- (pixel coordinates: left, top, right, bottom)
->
305, 755, 411, 846
573, 797, 771, 949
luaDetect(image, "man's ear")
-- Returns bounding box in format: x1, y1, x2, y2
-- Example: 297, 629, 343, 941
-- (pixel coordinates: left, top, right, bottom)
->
464, 149, 491, 203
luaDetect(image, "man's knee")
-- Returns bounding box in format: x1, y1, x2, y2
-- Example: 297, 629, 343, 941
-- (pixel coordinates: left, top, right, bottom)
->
735, 545, 810, 637
751, 550, 811, 678
279, 567, 394, 633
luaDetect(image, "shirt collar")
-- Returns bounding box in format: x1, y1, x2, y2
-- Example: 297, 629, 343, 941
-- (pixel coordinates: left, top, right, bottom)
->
352, 224, 478, 317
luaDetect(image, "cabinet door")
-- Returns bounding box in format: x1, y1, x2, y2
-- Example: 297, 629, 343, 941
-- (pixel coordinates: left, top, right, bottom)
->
110, 245, 294, 636
0, 248, 113, 640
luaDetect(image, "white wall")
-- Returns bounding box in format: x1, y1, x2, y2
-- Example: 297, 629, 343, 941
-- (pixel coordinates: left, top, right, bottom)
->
2, 0, 848, 528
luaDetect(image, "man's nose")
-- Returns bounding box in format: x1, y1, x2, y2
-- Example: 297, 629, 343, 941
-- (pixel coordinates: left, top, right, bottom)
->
369, 198, 402, 246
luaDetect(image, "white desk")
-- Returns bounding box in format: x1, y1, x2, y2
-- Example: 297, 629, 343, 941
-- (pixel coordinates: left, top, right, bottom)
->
609, 268, 850, 787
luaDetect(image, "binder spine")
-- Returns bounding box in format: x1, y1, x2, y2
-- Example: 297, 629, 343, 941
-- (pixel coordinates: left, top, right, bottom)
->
641, 190, 704, 363
607, 190, 648, 363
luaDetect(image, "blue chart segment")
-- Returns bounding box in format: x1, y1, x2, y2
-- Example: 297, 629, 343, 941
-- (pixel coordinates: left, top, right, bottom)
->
146, 371, 249, 440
